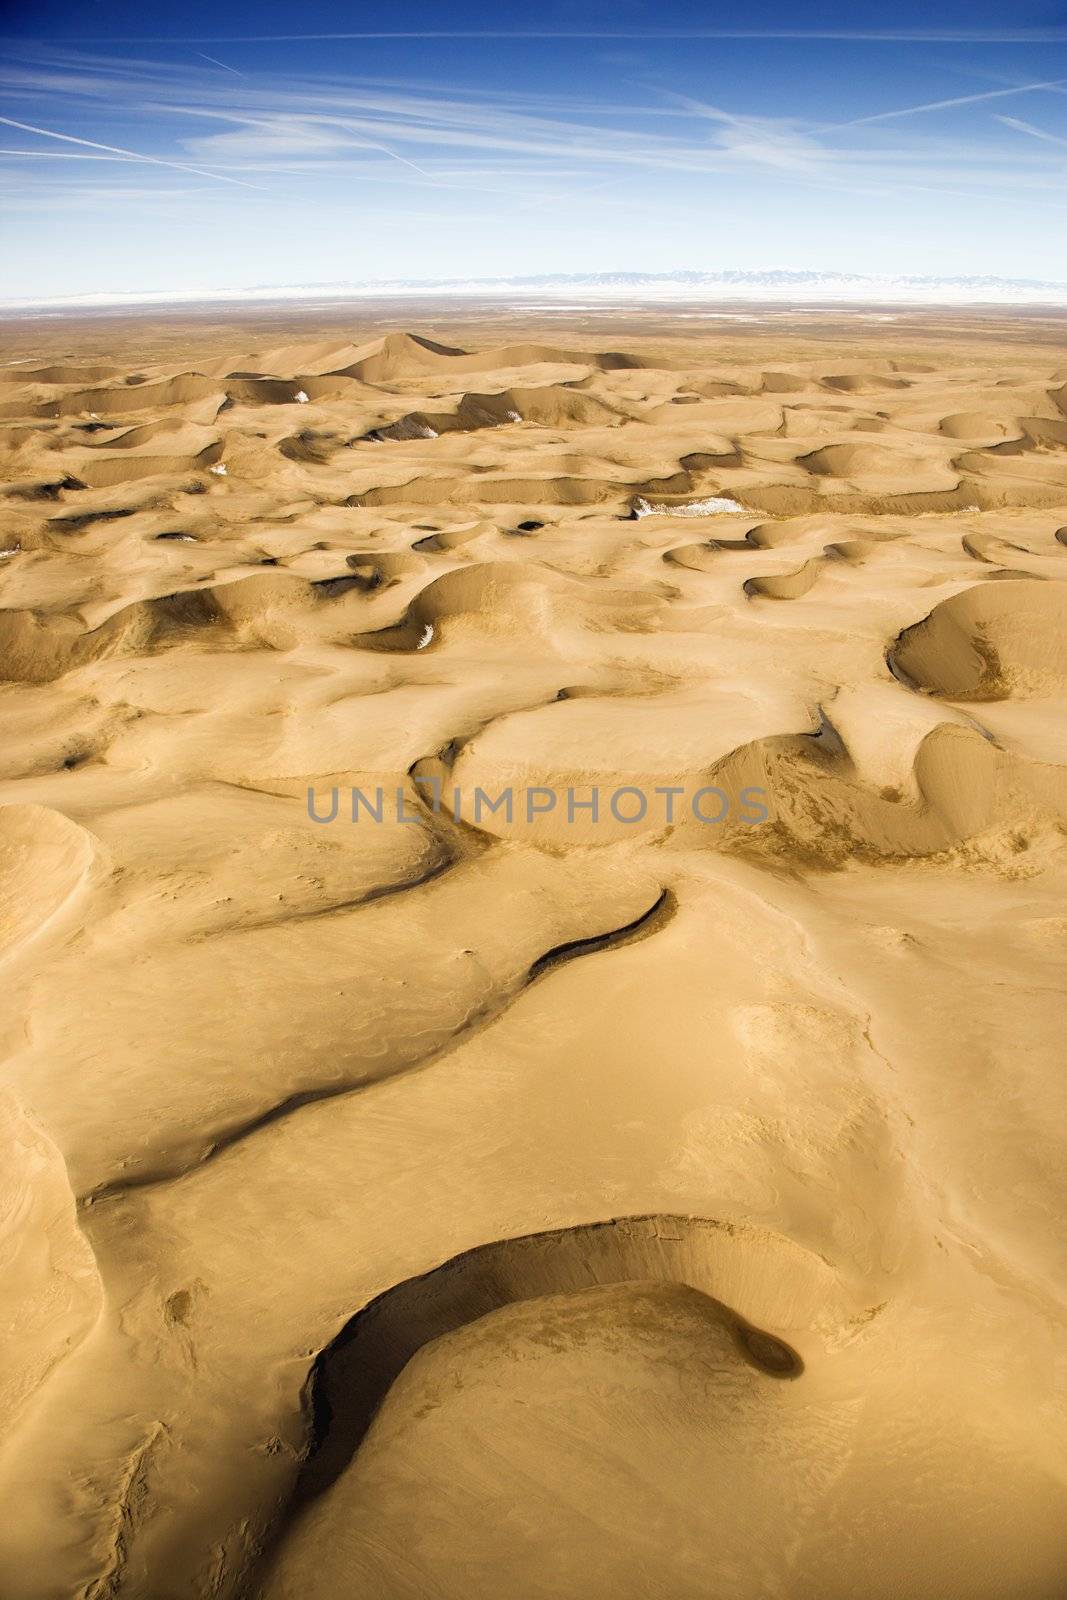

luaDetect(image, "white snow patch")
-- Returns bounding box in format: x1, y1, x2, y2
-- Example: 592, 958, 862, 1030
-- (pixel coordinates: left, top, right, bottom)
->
633, 495, 745, 518
294, 390, 310, 404
416, 623, 434, 650
208, 462, 228, 476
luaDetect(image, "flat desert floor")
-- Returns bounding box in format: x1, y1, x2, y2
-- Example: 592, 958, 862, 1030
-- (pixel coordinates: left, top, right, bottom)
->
0, 303, 1065, 1599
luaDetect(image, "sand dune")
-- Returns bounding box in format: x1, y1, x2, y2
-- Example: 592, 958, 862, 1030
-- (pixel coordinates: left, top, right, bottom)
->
744, 554, 823, 599
51, 372, 223, 416
290, 1216, 821, 1499
0, 803, 94, 955
891, 578, 1067, 698
364, 384, 623, 440
0, 308, 1065, 1600
0, 1091, 101, 1430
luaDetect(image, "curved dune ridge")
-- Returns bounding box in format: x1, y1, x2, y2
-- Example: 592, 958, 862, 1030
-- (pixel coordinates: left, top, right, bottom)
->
254, 1211, 1064, 1600
357, 560, 667, 653
0, 804, 94, 957
744, 555, 823, 599
290, 1216, 817, 1501
940, 412, 1025, 443
0, 313, 1065, 1600
255, 1215, 823, 1592
0, 587, 237, 683
349, 469, 693, 509
327, 332, 643, 383
0, 363, 121, 387
0, 567, 422, 682
31, 853, 669, 1200
51, 372, 223, 417
890, 579, 1067, 699
0, 1092, 102, 1430
265, 1284, 798, 1597
800, 442, 908, 477
68, 439, 223, 489
363, 384, 624, 440
689, 719, 1018, 866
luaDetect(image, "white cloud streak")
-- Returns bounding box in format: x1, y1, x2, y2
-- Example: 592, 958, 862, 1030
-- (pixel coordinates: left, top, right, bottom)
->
834, 77, 1067, 127
2, 52, 1065, 220
996, 115, 1067, 150
10, 29, 1067, 44
0, 112, 266, 188
195, 52, 246, 77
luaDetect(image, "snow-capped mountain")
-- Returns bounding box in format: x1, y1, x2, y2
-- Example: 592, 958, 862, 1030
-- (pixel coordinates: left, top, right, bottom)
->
5, 269, 1067, 312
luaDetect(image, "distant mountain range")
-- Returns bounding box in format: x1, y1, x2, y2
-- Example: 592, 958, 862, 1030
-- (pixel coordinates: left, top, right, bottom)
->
6, 268, 1067, 312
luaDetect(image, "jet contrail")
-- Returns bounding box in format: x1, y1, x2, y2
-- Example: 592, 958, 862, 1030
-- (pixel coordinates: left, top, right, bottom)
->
0, 114, 265, 188
996, 115, 1067, 149
195, 52, 246, 76
12, 29, 1067, 43
833, 78, 1067, 127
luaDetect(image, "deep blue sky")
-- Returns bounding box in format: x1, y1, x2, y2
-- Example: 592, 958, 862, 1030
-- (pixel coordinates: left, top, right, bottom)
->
2, 0, 1066, 300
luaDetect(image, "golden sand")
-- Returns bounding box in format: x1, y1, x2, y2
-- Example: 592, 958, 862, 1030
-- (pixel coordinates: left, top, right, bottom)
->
0, 305, 1065, 1598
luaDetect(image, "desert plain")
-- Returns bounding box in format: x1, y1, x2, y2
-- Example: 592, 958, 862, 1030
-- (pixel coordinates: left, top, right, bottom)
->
0, 301, 1065, 1599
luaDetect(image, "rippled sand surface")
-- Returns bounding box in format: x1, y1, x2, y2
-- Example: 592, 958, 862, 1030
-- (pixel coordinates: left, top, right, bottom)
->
1, 305, 1065, 1599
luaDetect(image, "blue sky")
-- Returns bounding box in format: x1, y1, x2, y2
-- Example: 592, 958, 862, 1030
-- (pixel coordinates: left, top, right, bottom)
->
1, 0, 1066, 301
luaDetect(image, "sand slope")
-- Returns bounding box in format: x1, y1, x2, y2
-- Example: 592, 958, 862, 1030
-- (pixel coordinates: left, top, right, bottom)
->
0, 310, 1065, 1600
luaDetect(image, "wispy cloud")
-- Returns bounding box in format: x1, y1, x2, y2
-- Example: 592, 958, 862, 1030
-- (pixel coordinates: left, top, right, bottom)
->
194, 52, 245, 77
835, 77, 1067, 127
181, 112, 440, 178
0, 149, 143, 161
666, 93, 826, 174
996, 115, 1067, 150
0, 112, 265, 188
11, 29, 1067, 44
3, 35, 1066, 299
2, 50, 1066, 229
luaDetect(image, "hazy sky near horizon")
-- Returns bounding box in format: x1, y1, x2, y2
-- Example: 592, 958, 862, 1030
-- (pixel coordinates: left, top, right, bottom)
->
1, 0, 1066, 301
